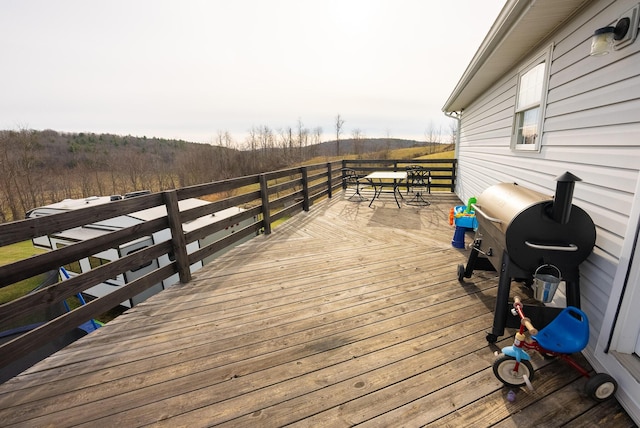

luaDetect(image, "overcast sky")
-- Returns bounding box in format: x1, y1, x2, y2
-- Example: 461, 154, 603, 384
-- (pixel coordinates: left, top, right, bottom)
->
1, 0, 506, 145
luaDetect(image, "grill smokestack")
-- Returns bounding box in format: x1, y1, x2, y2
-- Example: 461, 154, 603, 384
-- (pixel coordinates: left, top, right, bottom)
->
552, 171, 581, 224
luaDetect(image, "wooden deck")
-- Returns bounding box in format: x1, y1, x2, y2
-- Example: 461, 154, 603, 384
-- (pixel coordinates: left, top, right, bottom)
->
0, 190, 635, 427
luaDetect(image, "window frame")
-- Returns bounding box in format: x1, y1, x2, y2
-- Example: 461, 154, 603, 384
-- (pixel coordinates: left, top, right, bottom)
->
511, 44, 553, 152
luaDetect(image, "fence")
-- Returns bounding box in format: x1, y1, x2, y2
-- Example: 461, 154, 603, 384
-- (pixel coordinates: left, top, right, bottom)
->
0, 159, 456, 375
342, 158, 457, 192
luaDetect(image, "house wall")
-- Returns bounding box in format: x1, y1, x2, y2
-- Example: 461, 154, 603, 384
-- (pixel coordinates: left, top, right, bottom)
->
454, 0, 640, 420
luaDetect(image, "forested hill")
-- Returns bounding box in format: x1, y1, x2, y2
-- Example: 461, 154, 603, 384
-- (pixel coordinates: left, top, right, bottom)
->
0, 129, 434, 222
313, 137, 429, 156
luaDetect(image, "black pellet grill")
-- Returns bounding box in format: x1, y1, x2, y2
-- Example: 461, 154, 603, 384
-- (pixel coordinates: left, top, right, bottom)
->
458, 172, 596, 343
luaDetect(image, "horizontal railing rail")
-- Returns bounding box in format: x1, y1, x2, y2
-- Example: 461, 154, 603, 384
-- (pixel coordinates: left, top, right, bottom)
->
342, 159, 457, 192
0, 158, 454, 375
0, 161, 345, 373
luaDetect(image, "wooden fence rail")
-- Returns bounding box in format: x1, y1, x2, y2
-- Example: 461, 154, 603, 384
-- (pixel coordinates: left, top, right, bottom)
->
0, 159, 455, 376
342, 158, 457, 192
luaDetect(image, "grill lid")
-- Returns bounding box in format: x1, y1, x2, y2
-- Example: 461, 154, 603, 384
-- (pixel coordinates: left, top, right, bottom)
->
475, 177, 596, 275
475, 182, 551, 235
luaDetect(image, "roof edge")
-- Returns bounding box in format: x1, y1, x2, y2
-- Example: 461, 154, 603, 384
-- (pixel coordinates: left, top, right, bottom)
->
442, 0, 533, 112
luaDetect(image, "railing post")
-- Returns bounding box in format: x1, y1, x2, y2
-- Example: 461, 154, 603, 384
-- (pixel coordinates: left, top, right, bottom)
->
301, 167, 310, 212
451, 159, 457, 193
327, 162, 333, 198
260, 174, 272, 235
163, 190, 191, 284
341, 160, 347, 190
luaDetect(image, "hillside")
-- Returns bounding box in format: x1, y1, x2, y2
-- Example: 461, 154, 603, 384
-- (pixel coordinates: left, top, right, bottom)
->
313, 138, 430, 156
1, 129, 431, 168
0, 128, 449, 222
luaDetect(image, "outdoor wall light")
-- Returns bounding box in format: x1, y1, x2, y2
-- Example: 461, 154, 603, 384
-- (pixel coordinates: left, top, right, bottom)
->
590, 26, 616, 56
590, 4, 640, 56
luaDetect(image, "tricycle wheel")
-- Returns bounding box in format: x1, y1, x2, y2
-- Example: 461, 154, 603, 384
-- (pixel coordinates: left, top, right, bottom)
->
457, 264, 465, 282
493, 355, 534, 387
585, 373, 617, 402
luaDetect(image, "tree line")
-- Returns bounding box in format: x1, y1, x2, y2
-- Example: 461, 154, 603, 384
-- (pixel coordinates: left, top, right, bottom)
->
0, 124, 446, 223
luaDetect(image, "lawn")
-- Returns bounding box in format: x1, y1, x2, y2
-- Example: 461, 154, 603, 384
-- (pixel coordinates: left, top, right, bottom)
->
0, 241, 48, 304
414, 150, 455, 160
0, 241, 123, 324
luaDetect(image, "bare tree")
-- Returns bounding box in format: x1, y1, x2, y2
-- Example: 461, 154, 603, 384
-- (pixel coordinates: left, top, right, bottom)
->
106, 150, 123, 195
215, 130, 237, 179
0, 129, 43, 218
448, 120, 457, 149
0, 131, 20, 220
296, 118, 308, 162
425, 121, 442, 154
309, 126, 322, 159
379, 129, 392, 159
352, 129, 364, 158
17, 129, 42, 211
246, 127, 258, 173
125, 149, 147, 190
276, 127, 294, 165
258, 125, 275, 170
335, 114, 344, 157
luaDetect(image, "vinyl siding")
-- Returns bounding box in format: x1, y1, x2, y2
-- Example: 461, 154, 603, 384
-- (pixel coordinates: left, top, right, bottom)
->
455, 0, 640, 359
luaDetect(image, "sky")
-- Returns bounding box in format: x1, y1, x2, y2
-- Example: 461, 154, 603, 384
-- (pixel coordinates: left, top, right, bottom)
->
1, 0, 506, 145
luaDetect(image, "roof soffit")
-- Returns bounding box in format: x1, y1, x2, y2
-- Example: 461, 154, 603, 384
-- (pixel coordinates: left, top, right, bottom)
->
443, 0, 593, 112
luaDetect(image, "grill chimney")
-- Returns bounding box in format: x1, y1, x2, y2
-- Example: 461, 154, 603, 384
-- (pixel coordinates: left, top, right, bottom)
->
552, 171, 581, 224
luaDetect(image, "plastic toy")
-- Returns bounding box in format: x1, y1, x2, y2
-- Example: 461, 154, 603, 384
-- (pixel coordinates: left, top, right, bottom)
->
493, 296, 618, 402
452, 204, 478, 229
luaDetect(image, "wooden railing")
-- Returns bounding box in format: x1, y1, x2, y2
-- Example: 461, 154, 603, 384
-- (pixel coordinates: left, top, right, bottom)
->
342, 158, 457, 192
0, 159, 456, 374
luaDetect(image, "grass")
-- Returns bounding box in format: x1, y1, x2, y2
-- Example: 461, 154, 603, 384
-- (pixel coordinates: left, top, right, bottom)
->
414, 150, 455, 160
0, 241, 125, 324
0, 241, 47, 304
0, 240, 46, 266
302, 144, 453, 165
390, 146, 453, 160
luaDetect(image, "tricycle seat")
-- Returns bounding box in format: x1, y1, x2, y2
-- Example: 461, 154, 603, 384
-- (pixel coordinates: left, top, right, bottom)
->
533, 306, 589, 354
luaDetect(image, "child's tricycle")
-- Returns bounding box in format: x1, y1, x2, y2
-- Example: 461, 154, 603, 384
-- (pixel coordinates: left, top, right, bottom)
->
493, 296, 618, 402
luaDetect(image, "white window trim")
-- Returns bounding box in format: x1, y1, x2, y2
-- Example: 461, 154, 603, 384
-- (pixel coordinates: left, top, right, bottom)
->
511, 44, 553, 152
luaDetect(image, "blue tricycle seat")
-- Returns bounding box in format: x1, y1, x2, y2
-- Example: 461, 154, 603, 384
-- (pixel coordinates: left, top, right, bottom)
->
533, 306, 589, 354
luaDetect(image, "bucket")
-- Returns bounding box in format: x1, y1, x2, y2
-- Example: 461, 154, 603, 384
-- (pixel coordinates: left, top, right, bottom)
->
451, 226, 466, 249
532, 264, 561, 303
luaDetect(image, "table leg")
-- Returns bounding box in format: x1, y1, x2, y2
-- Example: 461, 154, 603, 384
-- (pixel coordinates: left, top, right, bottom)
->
392, 184, 401, 208
368, 181, 381, 207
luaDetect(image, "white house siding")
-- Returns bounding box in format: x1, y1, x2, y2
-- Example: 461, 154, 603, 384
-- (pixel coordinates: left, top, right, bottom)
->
454, 0, 640, 420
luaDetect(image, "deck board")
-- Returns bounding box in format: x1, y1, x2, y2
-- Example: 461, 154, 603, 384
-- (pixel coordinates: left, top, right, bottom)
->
0, 191, 635, 427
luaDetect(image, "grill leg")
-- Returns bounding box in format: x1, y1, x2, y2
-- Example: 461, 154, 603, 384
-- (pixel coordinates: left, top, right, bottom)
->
463, 240, 482, 278
459, 238, 496, 280
566, 279, 581, 308
491, 251, 512, 340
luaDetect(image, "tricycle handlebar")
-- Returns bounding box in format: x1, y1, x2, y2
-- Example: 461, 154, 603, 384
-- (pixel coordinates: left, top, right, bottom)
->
513, 296, 538, 335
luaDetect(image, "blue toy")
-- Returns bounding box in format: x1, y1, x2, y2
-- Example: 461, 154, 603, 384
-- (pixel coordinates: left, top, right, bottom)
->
493, 296, 618, 402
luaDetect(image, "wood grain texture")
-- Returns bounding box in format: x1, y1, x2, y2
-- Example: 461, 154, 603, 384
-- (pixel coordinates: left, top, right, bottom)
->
0, 192, 633, 427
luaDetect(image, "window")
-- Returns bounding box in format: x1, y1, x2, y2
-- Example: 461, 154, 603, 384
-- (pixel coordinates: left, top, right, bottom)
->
512, 46, 552, 151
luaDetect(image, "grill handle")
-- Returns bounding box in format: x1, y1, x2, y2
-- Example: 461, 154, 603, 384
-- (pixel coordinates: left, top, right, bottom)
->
471, 204, 502, 224
525, 241, 578, 252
